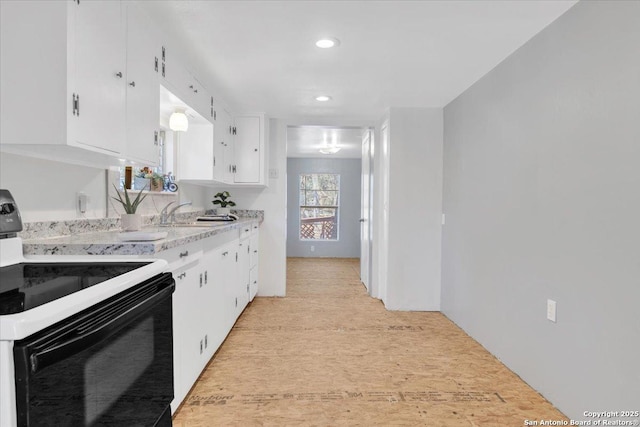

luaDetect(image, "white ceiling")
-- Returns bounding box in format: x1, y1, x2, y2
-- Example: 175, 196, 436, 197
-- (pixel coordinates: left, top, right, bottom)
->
140, 0, 577, 156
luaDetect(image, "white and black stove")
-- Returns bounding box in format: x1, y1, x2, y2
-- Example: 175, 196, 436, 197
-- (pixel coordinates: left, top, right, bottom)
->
0, 189, 175, 427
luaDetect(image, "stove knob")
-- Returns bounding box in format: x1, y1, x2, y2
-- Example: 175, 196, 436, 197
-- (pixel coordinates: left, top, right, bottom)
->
1, 203, 15, 214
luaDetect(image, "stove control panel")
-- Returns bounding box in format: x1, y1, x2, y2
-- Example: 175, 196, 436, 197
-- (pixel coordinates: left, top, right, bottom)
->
0, 189, 23, 237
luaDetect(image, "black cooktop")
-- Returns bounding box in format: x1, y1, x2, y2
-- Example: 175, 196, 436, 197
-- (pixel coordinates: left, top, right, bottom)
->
0, 262, 151, 315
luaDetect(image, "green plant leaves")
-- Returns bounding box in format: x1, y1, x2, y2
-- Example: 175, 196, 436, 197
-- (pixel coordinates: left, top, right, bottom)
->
112, 184, 149, 214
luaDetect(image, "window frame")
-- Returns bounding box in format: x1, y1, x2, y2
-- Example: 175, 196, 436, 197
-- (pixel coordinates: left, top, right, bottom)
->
298, 173, 340, 242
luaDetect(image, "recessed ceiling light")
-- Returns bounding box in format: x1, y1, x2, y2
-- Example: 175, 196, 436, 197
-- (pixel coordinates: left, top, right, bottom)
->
315, 95, 331, 102
315, 38, 340, 49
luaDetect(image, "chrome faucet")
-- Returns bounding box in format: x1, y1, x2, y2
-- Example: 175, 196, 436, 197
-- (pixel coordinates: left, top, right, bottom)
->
160, 201, 192, 225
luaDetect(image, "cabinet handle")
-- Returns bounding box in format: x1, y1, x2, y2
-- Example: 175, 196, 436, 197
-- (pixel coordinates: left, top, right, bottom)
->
199, 273, 203, 287
194, 89, 198, 93
254, 250, 258, 253
222, 251, 228, 256
155, 57, 158, 72
178, 272, 186, 280
115, 72, 123, 78
154, 131, 159, 146
245, 228, 249, 232
129, 81, 136, 87
179, 250, 189, 258
189, 85, 194, 89
204, 271, 208, 284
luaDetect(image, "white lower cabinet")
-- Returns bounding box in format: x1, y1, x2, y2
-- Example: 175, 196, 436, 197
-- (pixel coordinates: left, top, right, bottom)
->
155, 241, 203, 411
161, 224, 259, 413
237, 233, 251, 314
249, 224, 260, 301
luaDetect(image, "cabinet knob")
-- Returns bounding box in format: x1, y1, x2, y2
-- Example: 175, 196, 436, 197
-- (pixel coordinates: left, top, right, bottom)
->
115, 72, 123, 78
129, 81, 136, 87
180, 250, 189, 258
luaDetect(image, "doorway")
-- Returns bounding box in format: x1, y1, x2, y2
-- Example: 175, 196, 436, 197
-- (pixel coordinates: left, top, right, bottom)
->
285, 126, 363, 258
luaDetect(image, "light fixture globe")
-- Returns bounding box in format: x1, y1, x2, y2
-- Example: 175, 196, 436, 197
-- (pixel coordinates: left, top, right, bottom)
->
319, 146, 341, 154
315, 95, 331, 102
169, 109, 188, 132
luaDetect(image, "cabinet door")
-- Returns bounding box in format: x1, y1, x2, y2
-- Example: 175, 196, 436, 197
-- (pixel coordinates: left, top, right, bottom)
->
190, 77, 211, 119
220, 241, 239, 328
233, 116, 261, 183
71, 0, 126, 154
214, 109, 234, 183
237, 237, 251, 312
125, 4, 160, 165
172, 266, 202, 407
250, 266, 258, 301
177, 266, 206, 396
202, 247, 231, 355
250, 227, 259, 269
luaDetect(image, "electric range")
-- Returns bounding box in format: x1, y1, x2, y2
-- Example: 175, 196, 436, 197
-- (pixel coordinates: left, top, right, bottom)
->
0, 189, 174, 427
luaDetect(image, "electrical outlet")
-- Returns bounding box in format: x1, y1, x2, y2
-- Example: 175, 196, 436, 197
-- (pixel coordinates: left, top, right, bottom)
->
310, 245, 315, 252
77, 192, 88, 214
269, 168, 279, 179
547, 299, 557, 322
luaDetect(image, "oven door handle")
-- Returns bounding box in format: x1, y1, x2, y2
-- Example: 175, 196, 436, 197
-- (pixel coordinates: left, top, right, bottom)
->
26, 277, 174, 374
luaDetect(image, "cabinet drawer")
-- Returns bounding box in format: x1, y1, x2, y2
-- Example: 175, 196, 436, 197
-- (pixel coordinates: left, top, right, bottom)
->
156, 242, 203, 273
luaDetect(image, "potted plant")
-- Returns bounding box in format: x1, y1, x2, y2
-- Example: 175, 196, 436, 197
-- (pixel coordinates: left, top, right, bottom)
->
112, 184, 149, 231
212, 191, 236, 216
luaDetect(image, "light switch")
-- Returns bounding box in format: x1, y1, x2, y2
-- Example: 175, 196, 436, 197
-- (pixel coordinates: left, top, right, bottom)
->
547, 299, 557, 322
269, 168, 279, 179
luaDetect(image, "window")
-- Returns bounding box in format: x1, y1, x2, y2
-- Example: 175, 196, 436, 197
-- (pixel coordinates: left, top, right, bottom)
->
299, 174, 339, 240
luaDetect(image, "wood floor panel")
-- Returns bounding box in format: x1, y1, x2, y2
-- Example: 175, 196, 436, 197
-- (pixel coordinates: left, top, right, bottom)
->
173, 258, 566, 426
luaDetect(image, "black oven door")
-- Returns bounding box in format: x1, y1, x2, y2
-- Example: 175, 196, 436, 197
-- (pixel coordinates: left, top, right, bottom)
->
13, 273, 175, 427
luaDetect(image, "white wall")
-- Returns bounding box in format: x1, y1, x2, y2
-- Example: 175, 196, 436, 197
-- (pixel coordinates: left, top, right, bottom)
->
286, 157, 361, 258
374, 108, 443, 311
0, 152, 209, 223
0, 152, 107, 222
441, 0, 640, 419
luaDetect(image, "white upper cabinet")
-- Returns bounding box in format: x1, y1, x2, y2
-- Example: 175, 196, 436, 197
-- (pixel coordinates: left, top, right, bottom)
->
71, 1, 126, 154
213, 108, 235, 184
161, 51, 211, 121
210, 112, 268, 187
233, 115, 262, 183
0, 0, 126, 163
125, 4, 160, 165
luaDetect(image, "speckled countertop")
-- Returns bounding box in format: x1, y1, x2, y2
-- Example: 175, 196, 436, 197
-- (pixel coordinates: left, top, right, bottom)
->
22, 217, 261, 256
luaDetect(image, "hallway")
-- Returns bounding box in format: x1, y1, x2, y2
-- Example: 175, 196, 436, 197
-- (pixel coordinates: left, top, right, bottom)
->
173, 258, 566, 426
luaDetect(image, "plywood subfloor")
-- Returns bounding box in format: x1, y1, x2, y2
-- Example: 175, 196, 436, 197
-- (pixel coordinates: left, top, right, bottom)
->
173, 257, 566, 426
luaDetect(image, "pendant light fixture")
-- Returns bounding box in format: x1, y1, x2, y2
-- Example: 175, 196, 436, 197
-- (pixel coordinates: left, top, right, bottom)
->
319, 132, 341, 154
169, 108, 188, 132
